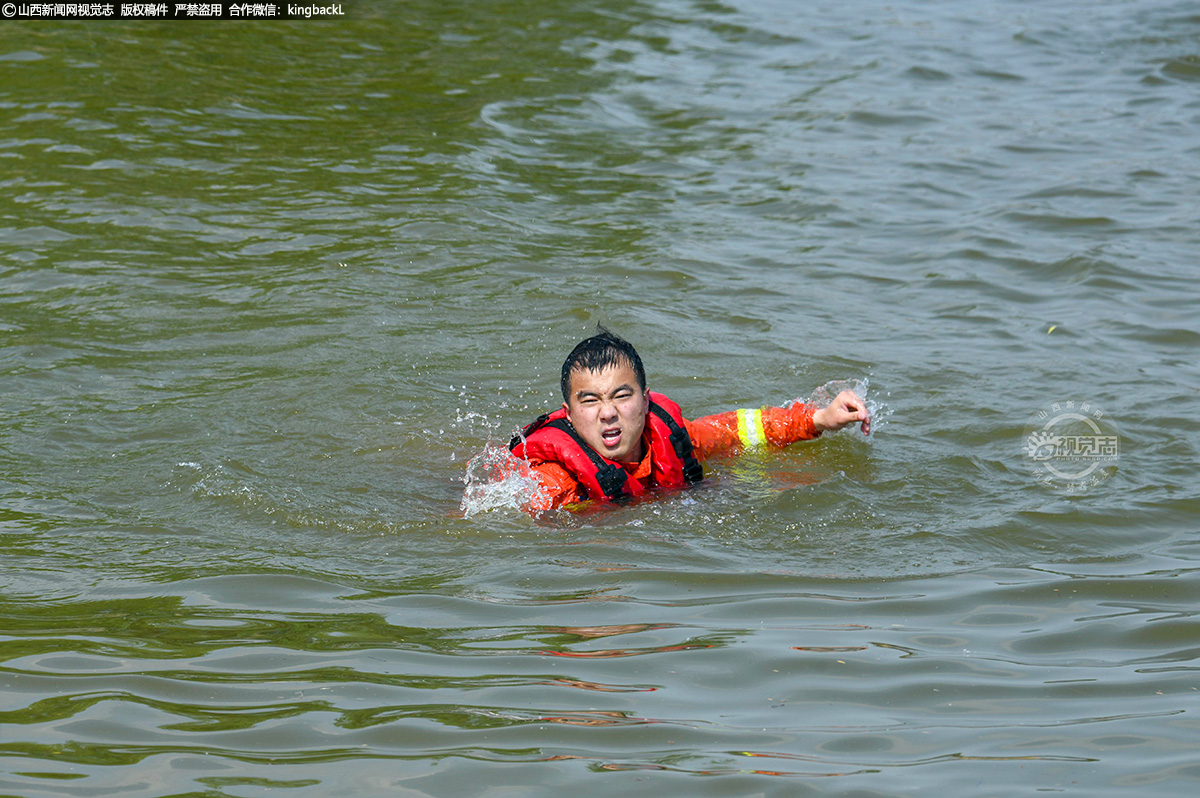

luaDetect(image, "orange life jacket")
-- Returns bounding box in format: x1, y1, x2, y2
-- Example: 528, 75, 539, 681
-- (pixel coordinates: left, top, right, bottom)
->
509, 391, 704, 503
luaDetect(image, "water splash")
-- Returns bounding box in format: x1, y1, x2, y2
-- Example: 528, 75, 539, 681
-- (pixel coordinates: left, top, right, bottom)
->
787, 377, 892, 436
460, 440, 546, 518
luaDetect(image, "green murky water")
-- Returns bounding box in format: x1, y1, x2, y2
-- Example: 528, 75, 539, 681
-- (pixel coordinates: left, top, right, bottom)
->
3, 1, 1199, 795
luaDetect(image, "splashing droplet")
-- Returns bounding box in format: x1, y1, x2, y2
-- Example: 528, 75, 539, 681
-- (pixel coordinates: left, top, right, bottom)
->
787, 377, 892, 436
460, 441, 545, 517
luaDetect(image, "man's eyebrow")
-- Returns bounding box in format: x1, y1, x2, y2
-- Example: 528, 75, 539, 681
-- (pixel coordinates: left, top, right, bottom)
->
575, 384, 636, 399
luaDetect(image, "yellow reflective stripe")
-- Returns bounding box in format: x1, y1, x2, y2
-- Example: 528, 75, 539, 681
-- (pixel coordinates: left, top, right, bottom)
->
736, 408, 766, 448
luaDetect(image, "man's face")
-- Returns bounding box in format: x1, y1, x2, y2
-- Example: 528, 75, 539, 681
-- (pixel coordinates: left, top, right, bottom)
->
564, 361, 649, 465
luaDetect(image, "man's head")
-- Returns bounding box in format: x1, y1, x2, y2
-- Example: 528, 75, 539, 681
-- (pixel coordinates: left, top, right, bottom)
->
560, 327, 646, 402
560, 327, 649, 464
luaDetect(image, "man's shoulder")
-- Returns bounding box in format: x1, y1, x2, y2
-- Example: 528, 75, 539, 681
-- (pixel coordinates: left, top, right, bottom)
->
529, 459, 575, 481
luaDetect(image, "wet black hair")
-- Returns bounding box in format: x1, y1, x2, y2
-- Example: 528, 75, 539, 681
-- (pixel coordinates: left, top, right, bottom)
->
560, 326, 646, 402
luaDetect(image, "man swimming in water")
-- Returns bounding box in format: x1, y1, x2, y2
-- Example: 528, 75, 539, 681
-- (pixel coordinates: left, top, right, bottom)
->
510, 327, 870, 511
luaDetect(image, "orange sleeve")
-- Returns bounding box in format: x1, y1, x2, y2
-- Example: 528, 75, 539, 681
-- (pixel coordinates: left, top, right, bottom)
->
527, 461, 585, 512
685, 403, 821, 460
